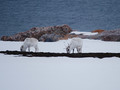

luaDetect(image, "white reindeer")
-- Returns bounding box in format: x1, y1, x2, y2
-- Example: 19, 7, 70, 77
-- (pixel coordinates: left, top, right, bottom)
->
66, 37, 83, 53
20, 38, 39, 52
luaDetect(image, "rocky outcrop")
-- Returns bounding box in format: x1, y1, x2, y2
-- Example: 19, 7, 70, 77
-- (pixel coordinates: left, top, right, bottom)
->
1, 24, 72, 42
78, 29, 120, 41
1, 25, 120, 42
99, 29, 120, 41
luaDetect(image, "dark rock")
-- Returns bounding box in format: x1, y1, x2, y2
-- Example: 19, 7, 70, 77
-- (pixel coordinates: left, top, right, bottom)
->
87, 29, 120, 41
100, 35, 120, 41
39, 34, 61, 42
70, 29, 120, 42
1, 24, 72, 41
98, 29, 120, 41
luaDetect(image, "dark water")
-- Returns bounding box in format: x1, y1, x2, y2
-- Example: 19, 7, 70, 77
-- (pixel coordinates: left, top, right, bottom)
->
0, 0, 120, 37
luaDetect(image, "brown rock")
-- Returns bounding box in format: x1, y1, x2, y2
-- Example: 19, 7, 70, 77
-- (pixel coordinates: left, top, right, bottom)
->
1, 24, 72, 41
90, 29, 120, 41
59, 34, 79, 40
91, 29, 105, 33
101, 35, 120, 41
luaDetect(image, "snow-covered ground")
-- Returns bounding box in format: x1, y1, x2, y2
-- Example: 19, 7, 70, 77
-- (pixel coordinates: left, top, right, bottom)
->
0, 38, 119, 53
0, 32, 120, 90
71, 31, 98, 35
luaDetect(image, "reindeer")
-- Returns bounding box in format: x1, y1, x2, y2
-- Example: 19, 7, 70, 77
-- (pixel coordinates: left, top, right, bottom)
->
20, 38, 39, 52
66, 37, 83, 53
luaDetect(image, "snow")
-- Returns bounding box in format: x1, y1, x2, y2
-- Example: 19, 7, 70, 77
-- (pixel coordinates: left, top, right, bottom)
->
0, 32, 120, 90
71, 31, 98, 35
0, 39, 119, 53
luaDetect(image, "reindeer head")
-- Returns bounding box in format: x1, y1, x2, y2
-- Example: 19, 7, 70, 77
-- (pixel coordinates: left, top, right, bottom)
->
66, 45, 70, 53
20, 45, 26, 51
20, 45, 24, 51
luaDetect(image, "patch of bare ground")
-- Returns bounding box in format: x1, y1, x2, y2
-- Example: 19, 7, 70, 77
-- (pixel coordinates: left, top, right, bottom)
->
0, 51, 120, 58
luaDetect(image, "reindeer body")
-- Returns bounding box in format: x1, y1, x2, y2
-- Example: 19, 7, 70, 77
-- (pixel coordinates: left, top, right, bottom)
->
66, 38, 83, 53
20, 38, 39, 52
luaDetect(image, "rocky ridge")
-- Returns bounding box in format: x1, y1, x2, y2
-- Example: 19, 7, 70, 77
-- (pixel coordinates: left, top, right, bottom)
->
1, 25, 120, 42
1, 24, 72, 42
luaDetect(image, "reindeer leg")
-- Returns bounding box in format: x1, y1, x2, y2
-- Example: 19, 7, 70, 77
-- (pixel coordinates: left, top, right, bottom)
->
76, 47, 78, 53
77, 49, 79, 53
73, 49, 74, 53
77, 47, 82, 53
28, 47, 30, 52
80, 47, 82, 53
35, 45, 39, 52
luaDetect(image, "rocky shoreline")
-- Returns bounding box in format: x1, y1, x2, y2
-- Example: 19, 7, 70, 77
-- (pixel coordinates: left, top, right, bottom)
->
1, 24, 120, 42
